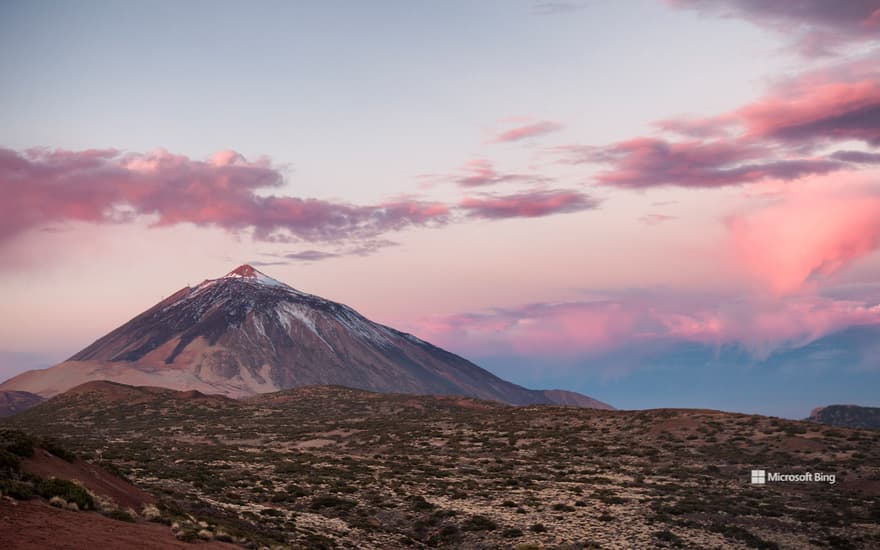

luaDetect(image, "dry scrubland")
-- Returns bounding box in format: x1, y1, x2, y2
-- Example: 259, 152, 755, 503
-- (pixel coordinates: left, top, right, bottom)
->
3, 381, 879, 549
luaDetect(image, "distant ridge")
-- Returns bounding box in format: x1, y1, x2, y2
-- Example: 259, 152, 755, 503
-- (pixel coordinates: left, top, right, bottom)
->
0, 390, 44, 417
807, 404, 880, 430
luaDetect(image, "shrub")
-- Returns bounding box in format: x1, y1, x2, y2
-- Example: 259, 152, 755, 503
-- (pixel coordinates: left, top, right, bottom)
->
40, 439, 77, 462
655, 529, 683, 546
142, 504, 162, 521
0, 449, 21, 472
0, 479, 34, 500
37, 478, 94, 510
530, 523, 547, 533
503, 527, 524, 538
310, 495, 356, 511
0, 429, 34, 458
426, 525, 461, 546
104, 508, 136, 522
462, 515, 497, 531
409, 494, 435, 511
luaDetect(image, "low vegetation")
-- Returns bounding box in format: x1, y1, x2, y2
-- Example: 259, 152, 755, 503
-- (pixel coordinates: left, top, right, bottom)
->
3, 386, 879, 548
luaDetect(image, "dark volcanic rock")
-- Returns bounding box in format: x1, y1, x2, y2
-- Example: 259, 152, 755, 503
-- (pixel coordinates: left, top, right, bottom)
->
807, 404, 880, 429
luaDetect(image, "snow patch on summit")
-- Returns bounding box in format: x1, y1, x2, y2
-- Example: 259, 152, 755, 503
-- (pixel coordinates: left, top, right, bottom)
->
224, 264, 286, 287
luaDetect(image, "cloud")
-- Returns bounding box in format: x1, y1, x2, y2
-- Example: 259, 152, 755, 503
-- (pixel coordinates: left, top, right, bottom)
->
728, 185, 880, 293
460, 189, 598, 219
455, 159, 537, 187
258, 239, 399, 264
735, 79, 880, 147
492, 120, 564, 143
639, 213, 676, 225
404, 292, 880, 360
0, 148, 451, 244
654, 116, 733, 139
282, 250, 340, 262
563, 55, 880, 189
574, 137, 843, 188
668, 0, 880, 56
830, 150, 880, 163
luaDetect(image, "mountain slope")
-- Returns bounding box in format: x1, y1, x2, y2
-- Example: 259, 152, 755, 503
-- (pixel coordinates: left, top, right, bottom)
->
0, 266, 611, 408
0, 390, 44, 417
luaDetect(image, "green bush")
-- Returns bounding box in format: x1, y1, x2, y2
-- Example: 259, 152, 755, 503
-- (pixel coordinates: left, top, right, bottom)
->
40, 439, 77, 462
104, 508, 136, 522
37, 478, 94, 510
0, 429, 35, 458
0, 449, 21, 472
0, 478, 34, 500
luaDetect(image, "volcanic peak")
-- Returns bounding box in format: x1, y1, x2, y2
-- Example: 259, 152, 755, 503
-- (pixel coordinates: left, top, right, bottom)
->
221, 264, 285, 287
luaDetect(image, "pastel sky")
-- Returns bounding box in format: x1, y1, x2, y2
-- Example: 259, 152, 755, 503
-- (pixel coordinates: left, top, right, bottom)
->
2, 0, 880, 418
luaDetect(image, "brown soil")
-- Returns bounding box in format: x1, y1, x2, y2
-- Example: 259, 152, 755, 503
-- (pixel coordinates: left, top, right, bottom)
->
0, 498, 237, 550
22, 449, 154, 512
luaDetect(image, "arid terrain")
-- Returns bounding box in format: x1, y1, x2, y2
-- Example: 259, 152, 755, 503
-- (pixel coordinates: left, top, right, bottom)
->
3, 381, 879, 549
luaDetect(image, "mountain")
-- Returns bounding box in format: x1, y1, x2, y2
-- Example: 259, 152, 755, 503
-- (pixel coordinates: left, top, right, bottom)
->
807, 404, 880, 430
0, 390, 44, 417
0, 265, 611, 409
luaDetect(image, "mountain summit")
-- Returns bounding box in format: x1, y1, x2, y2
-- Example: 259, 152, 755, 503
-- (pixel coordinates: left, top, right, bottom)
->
0, 266, 611, 408
223, 264, 284, 286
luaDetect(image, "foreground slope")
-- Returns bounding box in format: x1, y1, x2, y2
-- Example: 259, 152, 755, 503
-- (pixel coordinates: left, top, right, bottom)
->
5, 381, 879, 549
0, 265, 610, 409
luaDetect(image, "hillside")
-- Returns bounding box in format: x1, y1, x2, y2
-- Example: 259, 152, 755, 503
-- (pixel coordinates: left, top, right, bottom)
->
0, 390, 44, 418
4, 381, 879, 549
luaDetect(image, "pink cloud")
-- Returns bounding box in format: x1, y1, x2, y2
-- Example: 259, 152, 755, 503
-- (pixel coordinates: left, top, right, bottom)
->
405, 293, 880, 360
455, 159, 535, 187
579, 137, 843, 188
1, 147, 603, 251
669, 0, 880, 56
565, 54, 880, 188
460, 189, 598, 219
0, 147, 452, 244
728, 185, 880, 294
735, 79, 880, 146
492, 120, 563, 143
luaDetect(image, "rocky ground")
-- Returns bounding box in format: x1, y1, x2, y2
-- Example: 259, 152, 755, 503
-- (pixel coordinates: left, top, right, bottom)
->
4, 381, 880, 549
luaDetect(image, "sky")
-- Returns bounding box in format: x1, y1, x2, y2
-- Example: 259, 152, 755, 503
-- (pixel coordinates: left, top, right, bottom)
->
2, 0, 880, 418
